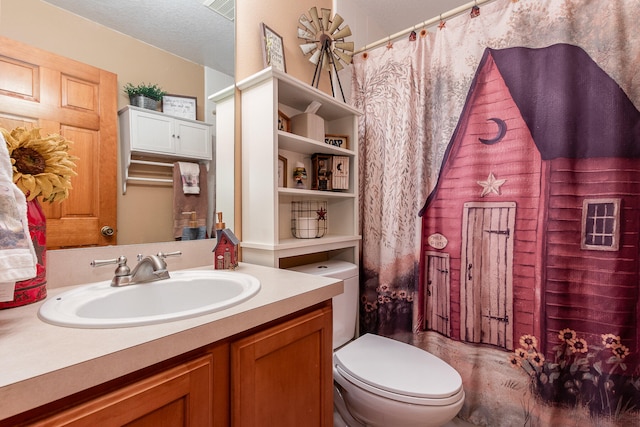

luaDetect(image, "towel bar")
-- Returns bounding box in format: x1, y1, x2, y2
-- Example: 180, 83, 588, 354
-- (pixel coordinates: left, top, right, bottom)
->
130, 160, 174, 168
122, 159, 209, 193
127, 177, 173, 183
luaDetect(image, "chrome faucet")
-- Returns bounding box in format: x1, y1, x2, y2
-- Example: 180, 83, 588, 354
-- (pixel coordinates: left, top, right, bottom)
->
129, 254, 170, 284
91, 251, 182, 287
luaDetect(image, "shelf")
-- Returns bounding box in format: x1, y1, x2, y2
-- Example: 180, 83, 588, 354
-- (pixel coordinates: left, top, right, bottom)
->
278, 187, 355, 199
242, 235, 361, 259
119, 106, 212, 194
278, 131, 355, 156
237, 67, 361, 121
240, 67, 360, 268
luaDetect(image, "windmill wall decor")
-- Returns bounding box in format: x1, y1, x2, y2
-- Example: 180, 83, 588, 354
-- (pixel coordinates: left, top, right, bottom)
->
298, 7, 354, 102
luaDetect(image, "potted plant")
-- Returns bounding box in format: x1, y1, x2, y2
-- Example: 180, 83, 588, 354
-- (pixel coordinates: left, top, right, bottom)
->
123, 82, 167, 110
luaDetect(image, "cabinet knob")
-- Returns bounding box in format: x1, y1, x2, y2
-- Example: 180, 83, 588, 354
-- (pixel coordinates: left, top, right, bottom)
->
101, 225, 115, 237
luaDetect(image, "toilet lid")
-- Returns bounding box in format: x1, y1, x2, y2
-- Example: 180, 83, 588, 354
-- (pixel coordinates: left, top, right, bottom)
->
334, 334, 463, 402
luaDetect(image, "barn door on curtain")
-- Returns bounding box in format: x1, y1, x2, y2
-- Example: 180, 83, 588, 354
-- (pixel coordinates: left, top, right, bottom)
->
461, 202, 515, 349
424, 251, 451, 336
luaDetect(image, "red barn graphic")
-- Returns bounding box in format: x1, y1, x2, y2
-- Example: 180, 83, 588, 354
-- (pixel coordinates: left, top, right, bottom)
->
418, 43, 640, 358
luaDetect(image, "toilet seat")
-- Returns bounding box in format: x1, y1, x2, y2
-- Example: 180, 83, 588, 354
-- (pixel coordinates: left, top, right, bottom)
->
334, 334, 463, 406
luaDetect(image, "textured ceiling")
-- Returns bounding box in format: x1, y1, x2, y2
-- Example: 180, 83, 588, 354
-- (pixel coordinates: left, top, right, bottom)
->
42, 0, 235, 76
40, 0, 475, 76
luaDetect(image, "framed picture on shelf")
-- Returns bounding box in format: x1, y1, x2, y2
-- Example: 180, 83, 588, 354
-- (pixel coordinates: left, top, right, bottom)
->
278, 155, 287, 187
278, 110, 291, 132
261, 23, 286, 72
162, 94, 197, 120
324, 134, 349, 149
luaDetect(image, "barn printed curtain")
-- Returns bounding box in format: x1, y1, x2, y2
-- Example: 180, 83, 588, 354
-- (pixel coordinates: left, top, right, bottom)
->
352, 0, 640, 425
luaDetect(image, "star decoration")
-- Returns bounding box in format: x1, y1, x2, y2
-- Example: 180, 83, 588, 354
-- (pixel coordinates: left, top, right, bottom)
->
477, 173, 506, 197
386, 40, 394, 49
438, 20, 446, 30
316, 207, 327, 220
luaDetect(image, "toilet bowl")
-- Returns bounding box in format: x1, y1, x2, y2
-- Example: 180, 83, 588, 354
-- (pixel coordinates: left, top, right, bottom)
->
289, 261, 464, 427
333, 333, 465, 427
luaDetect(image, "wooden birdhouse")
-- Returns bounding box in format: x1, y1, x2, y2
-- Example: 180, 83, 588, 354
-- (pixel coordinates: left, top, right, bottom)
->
212, 212, 239, 270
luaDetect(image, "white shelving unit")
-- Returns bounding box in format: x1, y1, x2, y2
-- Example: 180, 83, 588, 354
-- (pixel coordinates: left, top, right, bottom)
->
238, 67, 362, 268
119, 106, 212, 194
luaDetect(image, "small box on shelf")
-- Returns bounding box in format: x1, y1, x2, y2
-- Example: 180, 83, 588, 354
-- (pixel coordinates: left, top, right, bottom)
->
311, 154, 349, 191
291, 113, 324, 141
324, 134, 349, 149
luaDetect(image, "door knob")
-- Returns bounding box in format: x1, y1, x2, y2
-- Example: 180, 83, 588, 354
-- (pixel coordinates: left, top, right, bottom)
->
101, 226, 115, 237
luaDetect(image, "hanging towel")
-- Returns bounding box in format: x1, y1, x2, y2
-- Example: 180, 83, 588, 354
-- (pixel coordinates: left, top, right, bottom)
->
177, 161, 201, 194
173, 162, 208, 239
0, 132, 37, 301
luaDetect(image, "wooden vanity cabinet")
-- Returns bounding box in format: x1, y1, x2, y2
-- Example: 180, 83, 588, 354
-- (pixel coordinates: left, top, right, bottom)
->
25, 350, 223, 427
231, 303, 333, 427
12, 302, 332, 427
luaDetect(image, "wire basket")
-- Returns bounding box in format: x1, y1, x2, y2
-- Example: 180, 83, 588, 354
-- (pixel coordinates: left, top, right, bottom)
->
291, 200, 327, 239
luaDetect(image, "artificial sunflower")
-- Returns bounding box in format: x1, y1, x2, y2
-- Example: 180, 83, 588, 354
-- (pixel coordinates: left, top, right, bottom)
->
1, 127, 77, 202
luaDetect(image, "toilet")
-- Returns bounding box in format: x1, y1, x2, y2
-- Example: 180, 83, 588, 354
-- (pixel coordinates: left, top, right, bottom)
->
289, 261, 465, 427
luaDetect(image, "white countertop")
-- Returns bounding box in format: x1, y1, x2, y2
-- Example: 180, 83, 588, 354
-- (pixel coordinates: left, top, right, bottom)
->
0, 262, 343, 420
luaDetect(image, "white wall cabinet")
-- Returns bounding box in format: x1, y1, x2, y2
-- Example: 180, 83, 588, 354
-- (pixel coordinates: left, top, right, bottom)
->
118, 106, 212, 193
238, 68, 362, 268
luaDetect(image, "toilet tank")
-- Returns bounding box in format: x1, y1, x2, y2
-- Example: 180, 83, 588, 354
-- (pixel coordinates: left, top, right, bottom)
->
288, 260, 359, 349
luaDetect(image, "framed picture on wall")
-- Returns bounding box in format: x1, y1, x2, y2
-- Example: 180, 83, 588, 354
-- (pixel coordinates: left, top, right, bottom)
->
261, 23, 286, 72
278, 110, 291, 132
324, 134, 349, 149
162, 94, 197, 120
278, 155, 287, 187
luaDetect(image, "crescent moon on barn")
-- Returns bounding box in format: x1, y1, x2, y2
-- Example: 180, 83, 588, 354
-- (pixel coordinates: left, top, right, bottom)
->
479, 118, 507, 145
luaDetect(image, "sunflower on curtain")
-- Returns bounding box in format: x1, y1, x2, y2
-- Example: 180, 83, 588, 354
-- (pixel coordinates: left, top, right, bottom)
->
352, 0, 640, 425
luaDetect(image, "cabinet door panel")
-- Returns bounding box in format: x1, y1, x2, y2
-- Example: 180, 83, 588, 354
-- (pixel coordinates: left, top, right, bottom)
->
29, 354, 213, 427
231, 305, 333, 427
175, 121, 211, 159
130, 110, 174, 154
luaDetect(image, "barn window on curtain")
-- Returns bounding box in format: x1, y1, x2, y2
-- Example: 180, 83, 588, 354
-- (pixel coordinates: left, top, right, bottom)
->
352, 0, 640, 425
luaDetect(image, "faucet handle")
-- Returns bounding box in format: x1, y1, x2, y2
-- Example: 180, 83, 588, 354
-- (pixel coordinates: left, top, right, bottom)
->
90, 256, 130, 277
156, 251, 182, 259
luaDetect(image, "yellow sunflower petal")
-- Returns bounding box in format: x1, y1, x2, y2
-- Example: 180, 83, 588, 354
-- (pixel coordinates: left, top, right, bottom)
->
37, 176, 54, 199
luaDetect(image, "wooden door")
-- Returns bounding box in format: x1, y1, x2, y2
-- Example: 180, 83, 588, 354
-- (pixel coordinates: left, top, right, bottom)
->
231, 303, 333, 427
0, 36, 117, 248
461, 202, 515, 349
424, 251, 451, 336
28, 354, 214, 426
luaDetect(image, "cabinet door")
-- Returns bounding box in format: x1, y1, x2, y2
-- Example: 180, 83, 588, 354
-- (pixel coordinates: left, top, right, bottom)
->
231, 304, 333, 427
29, 354, 214, 427
175, 120, 212, 160
130, 109, 175, 154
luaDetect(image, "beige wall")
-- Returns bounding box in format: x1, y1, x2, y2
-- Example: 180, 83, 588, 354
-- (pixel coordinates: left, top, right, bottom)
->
0, 0, 206, 244
236, 0, 332, 94
0, 0, 335, 246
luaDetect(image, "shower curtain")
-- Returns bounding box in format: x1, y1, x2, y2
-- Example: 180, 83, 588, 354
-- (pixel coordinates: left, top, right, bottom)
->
352, 0, 640, 425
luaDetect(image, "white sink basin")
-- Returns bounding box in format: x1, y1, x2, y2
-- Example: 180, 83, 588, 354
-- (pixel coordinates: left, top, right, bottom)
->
38, 270, 260, 328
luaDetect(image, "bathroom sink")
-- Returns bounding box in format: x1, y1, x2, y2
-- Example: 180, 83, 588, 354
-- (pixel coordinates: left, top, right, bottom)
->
38, 270, 260, 328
